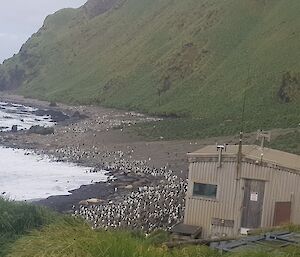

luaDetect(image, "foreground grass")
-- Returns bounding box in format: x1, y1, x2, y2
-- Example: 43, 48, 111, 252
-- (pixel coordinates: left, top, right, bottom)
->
0, 199, 58, 257
6, 220, 300, 257
6, 220, 219, 257
2, 200, 300, 257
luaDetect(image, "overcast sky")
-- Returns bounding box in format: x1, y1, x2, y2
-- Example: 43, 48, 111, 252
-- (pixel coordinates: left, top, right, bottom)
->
0, 0, 87, 63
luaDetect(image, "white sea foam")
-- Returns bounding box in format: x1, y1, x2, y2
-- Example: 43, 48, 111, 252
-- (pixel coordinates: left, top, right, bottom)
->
0, 101, 54, 131
0, 147, 107, 201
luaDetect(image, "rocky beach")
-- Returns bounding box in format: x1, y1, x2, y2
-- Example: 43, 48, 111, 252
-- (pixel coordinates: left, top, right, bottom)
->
0, 94, 238, 231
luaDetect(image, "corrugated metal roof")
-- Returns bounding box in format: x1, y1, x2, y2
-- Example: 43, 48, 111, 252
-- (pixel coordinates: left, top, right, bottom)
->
188, 145, 300, 172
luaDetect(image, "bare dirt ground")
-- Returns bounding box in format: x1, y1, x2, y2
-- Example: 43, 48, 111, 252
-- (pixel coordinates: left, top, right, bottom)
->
0, 93, 293, 212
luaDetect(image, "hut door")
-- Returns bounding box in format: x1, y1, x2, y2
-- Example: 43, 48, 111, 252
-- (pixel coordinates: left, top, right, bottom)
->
273, 202, 291, 226
241, 179, 265, 229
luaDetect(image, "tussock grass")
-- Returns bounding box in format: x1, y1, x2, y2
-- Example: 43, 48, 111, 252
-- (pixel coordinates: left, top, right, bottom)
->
6, 220, 221, 257
2, 200, 300, 257
0, 199, 56, 234
6, 217, 300, 257
0, 199, 57, 257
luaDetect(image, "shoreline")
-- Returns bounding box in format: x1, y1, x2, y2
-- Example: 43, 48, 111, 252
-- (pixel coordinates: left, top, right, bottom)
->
0, 94, 239, 223
0, 94, 188, 213
2, 94, 295, 231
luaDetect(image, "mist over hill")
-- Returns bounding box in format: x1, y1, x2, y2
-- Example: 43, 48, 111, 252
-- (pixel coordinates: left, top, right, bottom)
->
0, 0, 299, 133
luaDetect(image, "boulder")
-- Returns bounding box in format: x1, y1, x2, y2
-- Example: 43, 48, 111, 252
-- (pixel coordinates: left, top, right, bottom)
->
72, 111, 88, 120
49, 101, 57, 107
11, 125, 18, 132
34, 109, 69, 122
28, 125, 54, 135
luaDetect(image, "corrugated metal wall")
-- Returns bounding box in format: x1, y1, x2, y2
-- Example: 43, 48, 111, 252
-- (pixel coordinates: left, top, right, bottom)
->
184, 159, 300, 238
241, 162, 300, 227
184, 161, 243, 238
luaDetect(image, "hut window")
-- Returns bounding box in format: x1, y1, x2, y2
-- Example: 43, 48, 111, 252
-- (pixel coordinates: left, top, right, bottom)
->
193, 183, 217, 199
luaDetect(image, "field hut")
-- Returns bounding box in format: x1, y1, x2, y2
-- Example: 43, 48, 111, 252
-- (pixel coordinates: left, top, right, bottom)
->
182, 144, 300, 239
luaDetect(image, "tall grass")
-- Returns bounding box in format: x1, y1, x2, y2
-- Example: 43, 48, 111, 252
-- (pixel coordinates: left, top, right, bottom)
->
6, 218, 300, 257
6, 220, 221, 257
0, 199, 56, 234
2, 219, 214, 257
2, 202, 300, 257
0, 199, 57, 257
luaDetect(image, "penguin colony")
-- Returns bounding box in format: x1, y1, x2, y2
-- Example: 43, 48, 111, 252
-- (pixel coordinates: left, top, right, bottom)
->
37, 144, 188, 232
75, 166, 187, 232
11, 108, 187, 232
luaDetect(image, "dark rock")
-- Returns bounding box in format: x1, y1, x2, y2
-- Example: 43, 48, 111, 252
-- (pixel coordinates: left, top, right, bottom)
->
183, 42, 194, 48
49, 101, 57, 107
72, 111, 88, 120
11, 125, 18, 132
29, 125, 54, 135
34, 109, 69, 122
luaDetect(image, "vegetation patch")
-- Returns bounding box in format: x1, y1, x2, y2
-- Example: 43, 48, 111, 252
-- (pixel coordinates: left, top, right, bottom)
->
0, 199, 58, 257
6, 220, 219, 257
130, 117, 299, 142
278, 72, 300, 103
6, 220, 300, 257
2, 200, 300, 256
269, 130, 300, 155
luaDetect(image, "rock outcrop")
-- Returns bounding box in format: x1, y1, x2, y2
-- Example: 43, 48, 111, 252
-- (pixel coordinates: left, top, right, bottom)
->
29, 125, 54, 135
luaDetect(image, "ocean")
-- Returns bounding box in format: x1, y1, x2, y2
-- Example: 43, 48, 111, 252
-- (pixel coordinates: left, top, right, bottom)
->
0, 102, 107, 201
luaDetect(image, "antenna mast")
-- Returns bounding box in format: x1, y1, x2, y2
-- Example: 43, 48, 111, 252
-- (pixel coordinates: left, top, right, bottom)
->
237, 66, 250, 178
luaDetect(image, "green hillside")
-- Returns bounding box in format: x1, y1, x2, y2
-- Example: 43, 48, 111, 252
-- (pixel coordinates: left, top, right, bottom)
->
0, 0, 299, 134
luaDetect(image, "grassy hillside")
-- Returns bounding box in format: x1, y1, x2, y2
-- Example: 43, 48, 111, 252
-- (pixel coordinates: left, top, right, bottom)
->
269, 130, 300, 154
0, 0, 299, 137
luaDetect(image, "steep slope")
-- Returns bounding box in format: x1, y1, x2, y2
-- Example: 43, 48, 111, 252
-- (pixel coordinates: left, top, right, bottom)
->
0, 0, 299, 133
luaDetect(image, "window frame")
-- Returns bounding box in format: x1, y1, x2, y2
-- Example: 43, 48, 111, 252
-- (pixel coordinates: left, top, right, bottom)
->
192, 182, 218, 200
